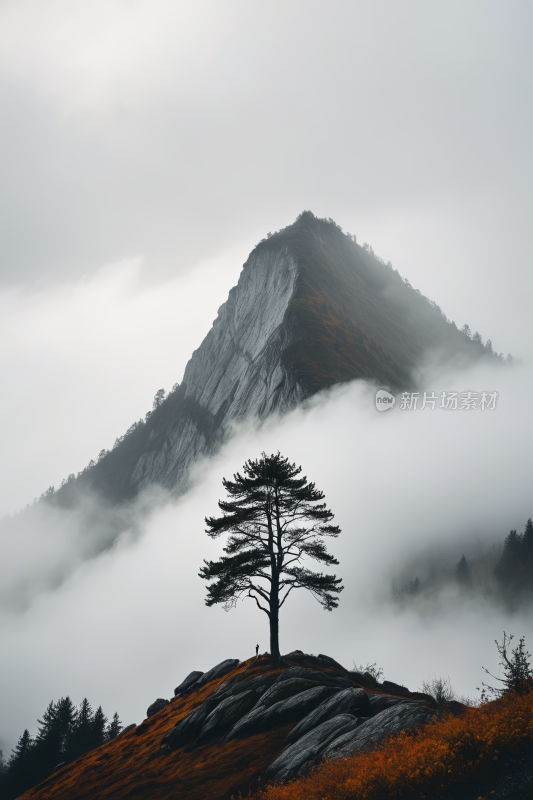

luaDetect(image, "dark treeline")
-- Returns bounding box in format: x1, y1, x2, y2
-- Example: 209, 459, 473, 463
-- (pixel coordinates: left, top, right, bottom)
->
0, 697, 121, 799
395, 518, 533, 608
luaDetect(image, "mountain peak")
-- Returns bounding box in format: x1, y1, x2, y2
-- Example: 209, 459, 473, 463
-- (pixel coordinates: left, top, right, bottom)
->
48, 212, 497, 507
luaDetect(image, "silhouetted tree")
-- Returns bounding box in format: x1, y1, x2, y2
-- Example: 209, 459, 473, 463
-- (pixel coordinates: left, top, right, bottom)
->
91, 707, 108, 750
482, 632, 533, 697
65, 699, 94, 761
5, 730, 35, 798
105, 712, 122, 741
523, 518, 533, 556
152, 388, 166, 410
3, 695, 120, 799
460, 324, 472, 338
494, 529, 522, 586
31, 698, 75, 783
200, 452, 343, 664
456, 555, 471, 587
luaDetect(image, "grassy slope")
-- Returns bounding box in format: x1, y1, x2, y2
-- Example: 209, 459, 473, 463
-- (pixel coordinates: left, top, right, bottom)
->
16, 655, 410, 800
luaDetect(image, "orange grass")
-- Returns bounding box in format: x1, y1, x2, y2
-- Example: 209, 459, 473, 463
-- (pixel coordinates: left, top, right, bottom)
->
17, 656, 357, 800
251, 691, 533, 800
17, 658, 289, 800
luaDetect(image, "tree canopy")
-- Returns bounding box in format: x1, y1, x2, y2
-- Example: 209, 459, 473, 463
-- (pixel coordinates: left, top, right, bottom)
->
199, 452, 343, 663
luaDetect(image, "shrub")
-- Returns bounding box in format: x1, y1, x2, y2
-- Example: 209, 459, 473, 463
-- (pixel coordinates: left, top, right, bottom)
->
251, 690, 533, 800
418, 676, 455, 707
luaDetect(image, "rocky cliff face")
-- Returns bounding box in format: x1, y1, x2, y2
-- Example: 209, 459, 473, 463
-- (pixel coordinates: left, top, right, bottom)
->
129, 245, 303, 493
51, 210, 500, 507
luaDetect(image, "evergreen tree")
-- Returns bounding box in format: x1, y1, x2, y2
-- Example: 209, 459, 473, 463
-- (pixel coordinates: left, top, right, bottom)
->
91, 707, 108, 750
523, 518, 533, 556
482, 632, 533, 696
456, 555, 471, 587
65, 699, 94, 762
32, 699, 67, 782
105, 712, 123, 741
5, 730, 35, 798
200, 452, 343, 664
494, 529, 523, 586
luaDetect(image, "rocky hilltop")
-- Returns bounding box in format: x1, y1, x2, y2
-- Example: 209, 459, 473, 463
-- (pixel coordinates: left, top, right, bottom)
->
16, 651, 443, 800
51, 211, 496, 508
13, 651, 533, 800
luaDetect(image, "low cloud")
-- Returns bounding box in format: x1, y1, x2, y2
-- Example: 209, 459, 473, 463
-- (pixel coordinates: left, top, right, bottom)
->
1, 357, 532, 755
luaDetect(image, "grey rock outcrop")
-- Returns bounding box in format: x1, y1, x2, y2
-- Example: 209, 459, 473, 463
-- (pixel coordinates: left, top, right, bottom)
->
323, 702, 432, 760
161, 695, 222, 751
174, 670, 204, 697
146, 698, 169, 718
197, 690, 257, 741
210, 672, 277, 702
226, 685, 339, 740
286, 688, 370, 743
256, 678, 325, 710
196, 659, 240, 687
367, 693, 415, 713
382, 680, 410, 697
266, 714, 363, 783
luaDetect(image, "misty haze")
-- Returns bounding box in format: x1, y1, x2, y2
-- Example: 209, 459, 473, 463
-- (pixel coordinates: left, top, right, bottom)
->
0, 3, 532, 800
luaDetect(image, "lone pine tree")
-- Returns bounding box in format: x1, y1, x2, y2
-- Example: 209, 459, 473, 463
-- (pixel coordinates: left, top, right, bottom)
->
199, 452, 343, 664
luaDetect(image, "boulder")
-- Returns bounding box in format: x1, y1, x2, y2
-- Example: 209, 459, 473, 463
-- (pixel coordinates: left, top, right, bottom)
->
258, 677, 327, 710
367, 694, 416, 713
410, 691, 438, 708
118, 724, 136, 737
276, 667, 353, 689
197, 690, 257, 741
276, 666, 333, 684
317, 654, 350, 673
223, 703, 268, 741
196, 659, 240, 687
174, 670, 204, 697
210, 672, 277, 702
146, 698, 169, 718
266, 714, 362, 783
348, 670, 380, 688
382, 680, 410, 697
323, 702, 433, 760
161, 695, 222, 751
226, 685, 339, 740
286, 688, 370, 743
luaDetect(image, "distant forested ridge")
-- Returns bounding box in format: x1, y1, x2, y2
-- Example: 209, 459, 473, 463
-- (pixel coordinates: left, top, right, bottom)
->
394, 517, 533, 608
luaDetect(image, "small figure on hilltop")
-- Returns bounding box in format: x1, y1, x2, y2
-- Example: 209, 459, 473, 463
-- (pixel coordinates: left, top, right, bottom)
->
255, 644, 259, 657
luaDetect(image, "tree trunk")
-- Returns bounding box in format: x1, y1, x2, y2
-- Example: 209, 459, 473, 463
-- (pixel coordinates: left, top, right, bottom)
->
269, 578, 280, 664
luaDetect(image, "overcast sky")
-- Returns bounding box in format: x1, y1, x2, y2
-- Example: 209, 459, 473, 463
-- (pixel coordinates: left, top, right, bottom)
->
0, 0, 532, 759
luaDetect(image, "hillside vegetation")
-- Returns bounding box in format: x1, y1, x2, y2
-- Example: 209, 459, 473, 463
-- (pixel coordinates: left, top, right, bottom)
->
252, 690, 533, 800
8, 651, 532, 800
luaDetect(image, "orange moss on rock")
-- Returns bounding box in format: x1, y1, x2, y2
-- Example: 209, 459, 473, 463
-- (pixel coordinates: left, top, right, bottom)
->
16, 656, 352, 800
252, 690, 533, 800
15, 654, 443, 800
